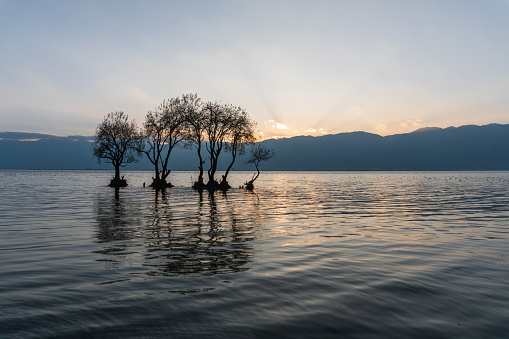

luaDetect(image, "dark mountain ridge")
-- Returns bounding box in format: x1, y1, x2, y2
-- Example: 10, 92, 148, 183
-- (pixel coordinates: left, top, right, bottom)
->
1, 123, 508, 170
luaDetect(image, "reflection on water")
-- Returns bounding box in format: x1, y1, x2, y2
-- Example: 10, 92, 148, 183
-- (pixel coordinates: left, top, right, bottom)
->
94, 187, 257, 277
95, 187, 141, 242
1, 171, 509, 338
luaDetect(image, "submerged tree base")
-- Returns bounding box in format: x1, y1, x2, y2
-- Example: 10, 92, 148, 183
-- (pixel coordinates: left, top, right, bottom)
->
150, 178, 173, 189
192, 180, 207, 190
206, 180, 221, 191
219, 180, 231, 191
193, 180, 231, 192
109, 178, 128, 187
245, 181, 254, 190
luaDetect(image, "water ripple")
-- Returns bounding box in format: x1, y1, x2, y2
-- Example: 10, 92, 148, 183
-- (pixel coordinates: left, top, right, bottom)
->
1, 171, 508, 338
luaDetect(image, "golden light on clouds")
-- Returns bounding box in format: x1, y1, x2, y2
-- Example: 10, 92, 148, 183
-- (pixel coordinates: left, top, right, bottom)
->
375, 119, 424, 136
400, 119, 422, 128
263, 119, 330, 139
375, 124, 389, 135
266, 120, 289, 130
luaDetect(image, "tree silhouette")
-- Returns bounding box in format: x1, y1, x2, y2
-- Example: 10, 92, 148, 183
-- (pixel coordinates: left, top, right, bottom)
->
143, 97, 187, 188
245, 143, 275, 190
181, 98, 257, 191
202, 101, 236, 189
220, 107, 256, 189
91, 111, 143, 187
181, 94, 207, 189
91, 95, 261, 190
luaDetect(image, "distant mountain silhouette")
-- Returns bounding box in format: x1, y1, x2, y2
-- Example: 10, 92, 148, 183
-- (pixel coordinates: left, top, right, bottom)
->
260, 123, 509, 170
411, 127, 443, 133
1, 124, 509, 170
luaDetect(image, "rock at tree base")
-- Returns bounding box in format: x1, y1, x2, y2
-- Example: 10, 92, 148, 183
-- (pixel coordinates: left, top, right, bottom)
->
149, 178, 173, 189
109, 178, 128, 187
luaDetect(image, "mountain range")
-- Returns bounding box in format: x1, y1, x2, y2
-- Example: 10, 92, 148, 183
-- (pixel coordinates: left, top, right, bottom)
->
1, 123, 509, 171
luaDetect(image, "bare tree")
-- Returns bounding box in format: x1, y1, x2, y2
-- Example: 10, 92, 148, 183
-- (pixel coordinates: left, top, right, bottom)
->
202, 101, 236, 189
245, 143, 275, 190
143, 97, 187, 188
181, 94, 207, 189
220, 107, 256, 189
181, 95, 256, 191
91, 111, 143, 187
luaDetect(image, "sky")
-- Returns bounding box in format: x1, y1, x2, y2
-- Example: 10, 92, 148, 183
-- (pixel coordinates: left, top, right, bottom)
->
1, 0, 509, 139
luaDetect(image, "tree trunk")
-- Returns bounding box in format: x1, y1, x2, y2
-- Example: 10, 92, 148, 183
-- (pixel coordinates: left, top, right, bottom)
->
223, 147, 236, 183
192, 143, 206, 190
208, 172, 215, 186
197, 143, 204, 185
110, 163, 127, 187
206, 143, 223, 189
220, 149, 236, 190
154, 162, 160, 181
208, 156, 217, 186
114, 165, 120, 181
245, 163, 260, 191
160, 143, 174, 184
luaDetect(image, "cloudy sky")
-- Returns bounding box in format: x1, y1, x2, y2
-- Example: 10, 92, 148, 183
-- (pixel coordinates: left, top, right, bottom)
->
1, 0, 509, 138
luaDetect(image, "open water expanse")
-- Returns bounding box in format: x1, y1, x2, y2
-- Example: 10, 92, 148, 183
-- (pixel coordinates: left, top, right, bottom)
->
1, 170, 508, 338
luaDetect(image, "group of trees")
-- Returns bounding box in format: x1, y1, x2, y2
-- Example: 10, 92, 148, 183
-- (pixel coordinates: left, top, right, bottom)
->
91, 94, 274, 190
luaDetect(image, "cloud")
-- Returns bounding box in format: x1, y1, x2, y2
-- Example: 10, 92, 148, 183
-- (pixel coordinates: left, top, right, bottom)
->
303, 127, 328, 135
400, 119, 422, 128
266, 120, 289, 130
375, 124, 389, 134
376, 119, 424, 136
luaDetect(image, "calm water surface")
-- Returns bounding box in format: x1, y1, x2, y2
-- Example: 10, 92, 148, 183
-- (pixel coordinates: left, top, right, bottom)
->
0, 171, 508, 338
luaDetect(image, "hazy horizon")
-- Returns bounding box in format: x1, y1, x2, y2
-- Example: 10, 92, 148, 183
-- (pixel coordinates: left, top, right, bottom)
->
1, 122, 506, 140
2, 123, 509, 172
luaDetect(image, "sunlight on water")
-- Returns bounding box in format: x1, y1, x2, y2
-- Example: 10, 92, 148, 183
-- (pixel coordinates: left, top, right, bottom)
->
0, 170, 508, 338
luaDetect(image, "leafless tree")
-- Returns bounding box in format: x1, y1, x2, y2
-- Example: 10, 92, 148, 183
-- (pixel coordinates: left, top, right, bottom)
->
245, 143, 275, 190
143, 97, 187, 188
181, 95, 257, 191
180, 94, 207, 189
220, 107, 256, 189
202, 101, 236, 189
91, 111, 143, 187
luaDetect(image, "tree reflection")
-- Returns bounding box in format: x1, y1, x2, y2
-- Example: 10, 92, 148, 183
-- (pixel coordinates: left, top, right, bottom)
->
94, 187, 259, 276
95, 187, 143, 243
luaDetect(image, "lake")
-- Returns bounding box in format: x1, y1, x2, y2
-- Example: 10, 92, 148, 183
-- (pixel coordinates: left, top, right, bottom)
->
1, 170, 508, 338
